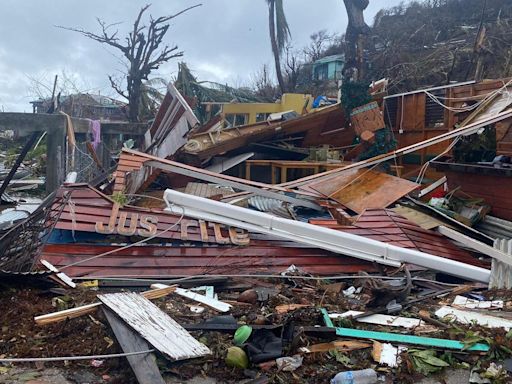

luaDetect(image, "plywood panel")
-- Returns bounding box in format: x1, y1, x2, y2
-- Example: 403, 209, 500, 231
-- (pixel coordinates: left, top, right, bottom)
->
309, 169, 418, 214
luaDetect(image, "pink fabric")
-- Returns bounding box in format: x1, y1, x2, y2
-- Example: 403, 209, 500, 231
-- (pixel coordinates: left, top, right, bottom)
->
89, 120, 101, 149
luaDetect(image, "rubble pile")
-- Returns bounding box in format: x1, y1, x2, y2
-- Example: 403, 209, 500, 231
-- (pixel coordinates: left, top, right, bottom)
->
1, 77, 512, 383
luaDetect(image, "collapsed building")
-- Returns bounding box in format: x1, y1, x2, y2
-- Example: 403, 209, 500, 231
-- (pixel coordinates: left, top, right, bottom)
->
1, 77, 512, 383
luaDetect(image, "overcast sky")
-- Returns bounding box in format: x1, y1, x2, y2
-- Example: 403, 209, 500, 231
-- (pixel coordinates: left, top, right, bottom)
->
0, 0, 404, 112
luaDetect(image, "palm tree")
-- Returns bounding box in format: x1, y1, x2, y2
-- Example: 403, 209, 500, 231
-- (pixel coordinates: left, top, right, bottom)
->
266, 0, 290, 94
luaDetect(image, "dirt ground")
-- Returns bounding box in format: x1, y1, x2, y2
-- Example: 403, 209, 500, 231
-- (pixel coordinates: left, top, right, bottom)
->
1, 280, 512, 383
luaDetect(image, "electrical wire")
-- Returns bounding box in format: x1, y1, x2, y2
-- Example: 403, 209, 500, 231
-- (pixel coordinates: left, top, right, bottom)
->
71, 273, 464, 287
0, 350, 155, 363
60, 204, 185, 270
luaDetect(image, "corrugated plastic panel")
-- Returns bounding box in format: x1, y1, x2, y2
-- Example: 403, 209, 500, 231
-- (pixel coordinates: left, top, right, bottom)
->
489, 239, 512, 289
476, 215, 512, 240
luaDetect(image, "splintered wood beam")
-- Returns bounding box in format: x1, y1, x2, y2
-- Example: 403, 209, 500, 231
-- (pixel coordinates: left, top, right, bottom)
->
34, 285, 177, 325
103, 308, 165, 384
299, 340, 371, 354
152, 284, 231, 312
86, 141, 105, 172
144, 159, 321, 210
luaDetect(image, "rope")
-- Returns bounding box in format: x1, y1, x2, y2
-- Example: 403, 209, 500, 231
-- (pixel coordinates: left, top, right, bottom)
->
60, 205, 185, 270
0, 349, 155, 363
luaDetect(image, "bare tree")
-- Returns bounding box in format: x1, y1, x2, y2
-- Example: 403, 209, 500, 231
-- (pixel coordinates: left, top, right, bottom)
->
304, 30, 336, 62
58, 4, 201, 122
342, 0, 370, 82
251, 64, 279, 100
283, 45, 303, 91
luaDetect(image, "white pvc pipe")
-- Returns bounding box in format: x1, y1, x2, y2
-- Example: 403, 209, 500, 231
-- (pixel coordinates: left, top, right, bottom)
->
163, 189, 491, 283
166, 204, 401, 267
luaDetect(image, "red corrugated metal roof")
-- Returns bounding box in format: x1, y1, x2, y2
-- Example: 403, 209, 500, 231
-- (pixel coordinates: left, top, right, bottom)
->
309, 209, 488, 268
40, 185, 382, 278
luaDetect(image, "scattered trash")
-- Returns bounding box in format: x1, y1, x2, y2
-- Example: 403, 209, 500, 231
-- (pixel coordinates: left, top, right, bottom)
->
330, 368, 378, 384
452, 295, 504, 310
372, 341, 407, 368
225, 346, 249, 369
234, 325, 253, 346
1, 21, 512, 383
275, 355, 303, 372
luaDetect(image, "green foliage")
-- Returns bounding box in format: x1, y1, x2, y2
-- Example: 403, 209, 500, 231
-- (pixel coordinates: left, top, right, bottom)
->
453, 126, 496, 163
175, 62, 265, 124
408, 349, 450, 375
266, 0, 291, 53
111, 191, 128, 206
357, 127, 398, 166
340, 81, 371, 114
328, 349, 354, 367
369, 0, 512, 92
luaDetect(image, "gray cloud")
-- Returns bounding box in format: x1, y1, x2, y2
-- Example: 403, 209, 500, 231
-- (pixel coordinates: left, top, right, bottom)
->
0, 0, 403, 112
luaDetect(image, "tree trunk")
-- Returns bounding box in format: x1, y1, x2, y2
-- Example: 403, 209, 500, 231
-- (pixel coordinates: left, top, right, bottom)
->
342, 0, 370, 83
127, 74, 142, 122
269, 0, 286, 94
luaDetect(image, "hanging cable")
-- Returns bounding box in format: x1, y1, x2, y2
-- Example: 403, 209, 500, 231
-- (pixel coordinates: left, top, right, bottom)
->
60, 205, 185, 270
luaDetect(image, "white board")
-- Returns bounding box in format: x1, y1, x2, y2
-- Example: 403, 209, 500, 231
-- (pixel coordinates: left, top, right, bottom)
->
99, 292, 210, 361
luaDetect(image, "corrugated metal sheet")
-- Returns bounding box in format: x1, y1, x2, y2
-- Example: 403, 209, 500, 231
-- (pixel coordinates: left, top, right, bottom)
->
40, 185, 383, 278
310, 209, 487, 269
476, 215, 512, 240
184, 182, 234, 198
248, 196, 295, 219
489, 239, 512, 289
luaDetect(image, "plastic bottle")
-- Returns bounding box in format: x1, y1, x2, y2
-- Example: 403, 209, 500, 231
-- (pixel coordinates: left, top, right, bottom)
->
330, 368, 378, 384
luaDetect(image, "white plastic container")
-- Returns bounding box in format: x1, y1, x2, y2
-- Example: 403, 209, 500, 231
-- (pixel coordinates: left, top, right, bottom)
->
331, 368, 378, 384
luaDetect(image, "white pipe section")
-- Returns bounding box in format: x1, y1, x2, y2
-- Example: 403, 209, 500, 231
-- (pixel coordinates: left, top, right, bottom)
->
163, 189, 491, 283
166, 204, 401, 267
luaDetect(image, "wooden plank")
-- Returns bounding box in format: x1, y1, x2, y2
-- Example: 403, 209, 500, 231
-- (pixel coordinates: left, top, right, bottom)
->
170, 286, 232, 312
98, 292, 210, 361
144, 159, 321, 210
438, 226, 512, 265
299, 340, 371, 353
310, 169, 418, 214
103, 308, 165, 384
35, 285, 176, 325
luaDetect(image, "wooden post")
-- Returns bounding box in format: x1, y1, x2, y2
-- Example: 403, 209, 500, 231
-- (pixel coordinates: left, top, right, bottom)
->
103, 308, 165, 384
245, 162, 251, 180
281, 165, 288, 184
0, 131, 39, 199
